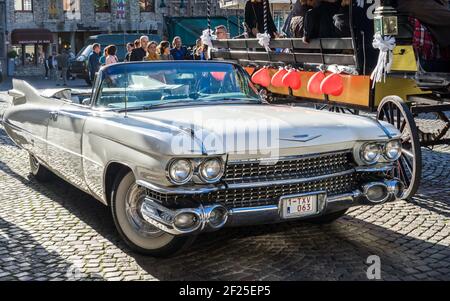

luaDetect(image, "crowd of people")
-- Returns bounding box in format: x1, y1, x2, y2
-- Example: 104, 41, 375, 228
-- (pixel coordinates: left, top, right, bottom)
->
44, 49, 73, 86
86, 26, 230, 85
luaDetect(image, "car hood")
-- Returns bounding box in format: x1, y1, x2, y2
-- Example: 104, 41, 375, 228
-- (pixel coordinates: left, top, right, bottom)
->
127, 104, 400, 157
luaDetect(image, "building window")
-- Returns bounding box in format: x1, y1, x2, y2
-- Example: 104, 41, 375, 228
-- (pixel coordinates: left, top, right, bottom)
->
12, 44, 40, 66
14, 0, 33, 12
64, 0, 81, 20
94, 0, 111, 12
140, 0, 155, 12
48, 0, 58, 19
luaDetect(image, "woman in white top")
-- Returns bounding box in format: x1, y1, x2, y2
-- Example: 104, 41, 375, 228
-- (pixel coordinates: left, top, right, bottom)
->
105, 45, 119, 65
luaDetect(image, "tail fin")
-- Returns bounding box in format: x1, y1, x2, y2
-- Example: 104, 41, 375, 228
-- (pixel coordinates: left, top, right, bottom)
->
8, 79, 41, 106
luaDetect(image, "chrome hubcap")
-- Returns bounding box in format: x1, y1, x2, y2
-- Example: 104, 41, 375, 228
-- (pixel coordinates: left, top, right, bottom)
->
125, 184, 164, 237
30, 155, 39, 173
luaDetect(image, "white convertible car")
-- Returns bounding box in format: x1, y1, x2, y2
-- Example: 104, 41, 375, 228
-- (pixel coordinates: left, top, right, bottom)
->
3, 61, 404, 256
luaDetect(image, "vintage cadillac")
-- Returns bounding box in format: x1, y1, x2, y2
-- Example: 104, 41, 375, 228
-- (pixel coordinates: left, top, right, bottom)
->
3, 61, 405, 256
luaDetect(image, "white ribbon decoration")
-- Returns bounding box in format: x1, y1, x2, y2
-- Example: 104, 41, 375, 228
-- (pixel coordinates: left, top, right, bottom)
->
371, 33, 396, 87
256, 33, 271, 52
327, 64, 358, 75
201, 29, 216, 49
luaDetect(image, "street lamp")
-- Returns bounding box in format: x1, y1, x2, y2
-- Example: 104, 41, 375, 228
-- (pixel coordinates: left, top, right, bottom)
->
374, 0, 398, 36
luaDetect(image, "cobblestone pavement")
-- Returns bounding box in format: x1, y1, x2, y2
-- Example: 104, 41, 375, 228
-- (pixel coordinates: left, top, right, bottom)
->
0, 88, 449, 281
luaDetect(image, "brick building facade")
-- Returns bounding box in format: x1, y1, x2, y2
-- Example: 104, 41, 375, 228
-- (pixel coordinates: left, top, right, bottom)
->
2, 0, 227, 76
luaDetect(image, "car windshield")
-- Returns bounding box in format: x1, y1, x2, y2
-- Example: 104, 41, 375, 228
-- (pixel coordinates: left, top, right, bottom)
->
95, 62, 261, 110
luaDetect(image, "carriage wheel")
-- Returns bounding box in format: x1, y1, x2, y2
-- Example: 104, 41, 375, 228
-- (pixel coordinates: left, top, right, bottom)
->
377, 96, 422, 200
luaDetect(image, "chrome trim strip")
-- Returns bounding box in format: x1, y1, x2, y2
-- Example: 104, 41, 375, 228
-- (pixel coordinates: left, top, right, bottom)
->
327, 191, 362, 203
226, 170, 354, 189
355, 165, 394, 173
137, 166, 394, 195
227, 149, 352, 165
229, 205, 279, 215
137, 179, 224, 195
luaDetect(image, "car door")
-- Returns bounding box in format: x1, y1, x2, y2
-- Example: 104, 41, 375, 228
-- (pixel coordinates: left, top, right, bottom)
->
46, 98, 91, 192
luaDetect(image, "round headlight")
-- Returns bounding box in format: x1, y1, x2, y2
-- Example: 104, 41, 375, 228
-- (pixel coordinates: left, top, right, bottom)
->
361, 143, 382, 165
168, 159, 193, 185
199, 158, 224, 183
384, 140, 402, 161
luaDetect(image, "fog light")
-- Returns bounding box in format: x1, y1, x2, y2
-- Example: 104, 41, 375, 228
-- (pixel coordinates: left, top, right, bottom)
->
173, 212, 200, 231
207, 206, 228, 229
363, 183, 389, 204
386, 180, 404, 199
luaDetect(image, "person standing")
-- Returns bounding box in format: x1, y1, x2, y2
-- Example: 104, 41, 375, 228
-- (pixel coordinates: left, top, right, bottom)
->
244, 0, 279, 38
193, 39, 203, 60
88, 43, 101, 85
145, 41, 159, 61
396, 0, 450, 47
44, 54, 50, 79
124, 42, 135, 62
158, 41, 174, 60
130, 35, 149, 61
45, 53, 56, 80
99, 46, 109, 66
55, 49, 69, 86
105, 45, 119, 65
215, 25, 229, 39
170, 36, 191, 60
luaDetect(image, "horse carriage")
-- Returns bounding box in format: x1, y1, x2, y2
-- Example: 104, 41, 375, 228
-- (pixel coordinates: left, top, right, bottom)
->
210, 0, 450, 200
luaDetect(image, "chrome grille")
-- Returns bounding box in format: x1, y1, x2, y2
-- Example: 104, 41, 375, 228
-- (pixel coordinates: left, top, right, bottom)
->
209, 173, 358, 208
224, 151, 354, 184
147, 172, 363, 210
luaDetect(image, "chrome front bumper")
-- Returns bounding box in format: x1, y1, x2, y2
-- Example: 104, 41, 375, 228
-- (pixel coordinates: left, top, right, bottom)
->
140, 179, 403, 236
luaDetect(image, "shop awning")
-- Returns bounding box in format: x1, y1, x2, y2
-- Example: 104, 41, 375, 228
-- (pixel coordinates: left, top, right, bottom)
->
11, 29, 53, 44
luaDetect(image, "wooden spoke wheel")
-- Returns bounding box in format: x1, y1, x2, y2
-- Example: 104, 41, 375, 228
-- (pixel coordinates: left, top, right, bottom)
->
377, 96, 422, 200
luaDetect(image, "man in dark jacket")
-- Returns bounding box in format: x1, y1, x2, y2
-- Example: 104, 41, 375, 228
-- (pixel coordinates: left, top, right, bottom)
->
56, 49, 70, 86
170, 36, 191, 60
88, 43, 101, 85
303, 0, 340, 43
130, 35, 148, 61
244, 0, 279, 37
124, 43, 135, 62
396, 0, 450, 47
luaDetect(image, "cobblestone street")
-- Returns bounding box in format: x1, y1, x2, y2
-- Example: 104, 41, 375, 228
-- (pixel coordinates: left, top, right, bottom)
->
0, 80, 449, 281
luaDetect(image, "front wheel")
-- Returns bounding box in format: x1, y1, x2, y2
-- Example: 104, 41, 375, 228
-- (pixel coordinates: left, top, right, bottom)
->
111, 170, 196, 257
